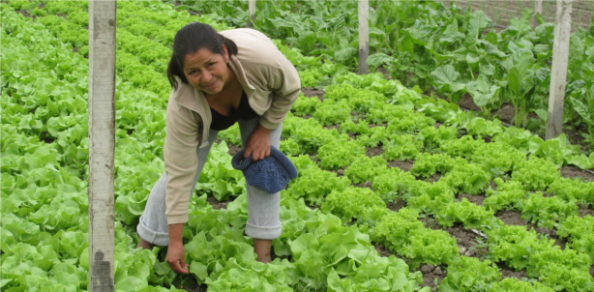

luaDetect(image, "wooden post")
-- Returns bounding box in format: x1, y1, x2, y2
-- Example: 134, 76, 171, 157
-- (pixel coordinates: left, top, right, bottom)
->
247, 0, 256, 28
546, 0, 572, 140
88, 0, 116, 291
358, 0, 369, 75
533, 0, 544, 27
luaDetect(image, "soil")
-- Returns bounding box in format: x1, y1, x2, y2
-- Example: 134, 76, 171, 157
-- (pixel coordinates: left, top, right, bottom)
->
578, 204, 594, 218
15, 9, 34, 19
374, 243, 393, 258
497, 262, 529, 281
181, 284, 207, 292
301, 87, 325, 101
489, 180, 498, 190
226, 143, 242, 157
456, 93, 593, 154
388, 159, 414, 172
425, 172, 442, 183
387, 199, 407, 212
323, 124, 340, 132
442, 0, 593, 30
458, 93, 482, 112
496, 210, 567, 249
560, 165, 594, 182
458, 193, 486, 206
448, 226, 490, 259
366, 146, 384, 158
206, 196, 231, 210
417, 264, 447, 290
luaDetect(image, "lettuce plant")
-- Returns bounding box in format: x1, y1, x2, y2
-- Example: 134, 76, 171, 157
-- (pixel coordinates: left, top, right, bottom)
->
441, 163, 491, 195
382, 134, 423, 161
483, 179, 526, 212
485, 277, 554, 292
406, 181, 455, 214
439, 135, 484, 159
547, 177, 594, 205
288, 166, 351, 206
558, 215, 594, 263
436, 198, 496, 229
512, 157, 561, 191
373, 208, 459, 269
292, 94, 321, 117
372, 168, 417, 203
344, 156, 389, 184
313, 99, 352, 126
520, 192, 578, 229
439, 256, 501, 292
321, 187, 386, 222
354, 126, 388, 148
317, 137, 366, 170
410, 152, 461, 179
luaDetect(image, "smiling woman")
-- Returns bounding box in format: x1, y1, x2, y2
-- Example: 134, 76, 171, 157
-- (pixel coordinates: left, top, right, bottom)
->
135, 22, 301, 273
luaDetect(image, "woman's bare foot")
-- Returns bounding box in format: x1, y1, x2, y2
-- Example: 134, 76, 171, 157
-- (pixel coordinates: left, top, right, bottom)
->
253, 238, 272, 263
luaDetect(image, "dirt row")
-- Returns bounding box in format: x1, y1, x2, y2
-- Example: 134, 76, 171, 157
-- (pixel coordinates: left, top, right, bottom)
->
437, 0, 593, 31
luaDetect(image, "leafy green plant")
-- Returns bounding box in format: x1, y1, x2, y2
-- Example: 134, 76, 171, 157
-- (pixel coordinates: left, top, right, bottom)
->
313, 99, 352, 126
317, 137, 366, 170
547, 177, 594, 205
521, 192, 578, 229
485, 277, 554, 292
483, 179, 526, 212
287, 166, 352, 206
371, 168, 417, 203
410, 152, 460, 179
485, 224, 553, 271
442, 162, 492, 195
406, 181, 456, 214
292, 94, 322, 117
373, 208, 459, 269
344, 156, 389, 184
439, 256, 501, 292
471, 141, 525, 177
282, 115, 340, 153
382, 134, 423, 161
436, 198, 495, 229
321, 187, 385, 222
511, 157, 561, 192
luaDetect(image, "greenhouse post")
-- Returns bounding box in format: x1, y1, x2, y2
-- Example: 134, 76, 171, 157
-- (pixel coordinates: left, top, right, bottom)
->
533, 0, 544, 27
88, 0, 116, 291
248, 0, 256, 28
358, 0, 369, 75
546, 0, 573, 140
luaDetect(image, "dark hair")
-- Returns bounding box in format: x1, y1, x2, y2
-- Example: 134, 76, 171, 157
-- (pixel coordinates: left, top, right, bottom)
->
167, 22, 238, 90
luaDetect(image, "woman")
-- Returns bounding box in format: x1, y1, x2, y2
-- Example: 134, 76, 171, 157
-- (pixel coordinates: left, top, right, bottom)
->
136, 22, 300, 273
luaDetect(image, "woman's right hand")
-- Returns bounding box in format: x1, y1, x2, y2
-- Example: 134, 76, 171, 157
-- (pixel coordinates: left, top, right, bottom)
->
166, 241, 189, 274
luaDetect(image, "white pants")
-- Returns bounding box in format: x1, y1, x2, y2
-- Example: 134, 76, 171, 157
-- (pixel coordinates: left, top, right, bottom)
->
137, 118, 283, 246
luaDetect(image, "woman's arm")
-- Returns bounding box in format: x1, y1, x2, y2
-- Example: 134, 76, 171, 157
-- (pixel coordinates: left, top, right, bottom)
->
246, 59, 300, 160
163, 91, 201, 225
243, 124, 271, 161
257, 61, 301, 131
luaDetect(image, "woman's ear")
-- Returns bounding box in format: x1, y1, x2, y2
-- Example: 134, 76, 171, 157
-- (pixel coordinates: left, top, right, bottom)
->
222, 44, 229, 63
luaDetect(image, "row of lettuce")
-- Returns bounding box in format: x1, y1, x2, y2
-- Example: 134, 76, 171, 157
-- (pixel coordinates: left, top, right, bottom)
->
2, 1, 594, 291
169, 0, 594, 153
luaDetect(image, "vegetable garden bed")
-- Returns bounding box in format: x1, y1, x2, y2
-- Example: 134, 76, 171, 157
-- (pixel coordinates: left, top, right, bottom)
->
2, 1, 594, 292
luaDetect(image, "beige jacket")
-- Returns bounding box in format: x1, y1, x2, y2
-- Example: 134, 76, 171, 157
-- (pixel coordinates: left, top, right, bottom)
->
164, 28, 300, 225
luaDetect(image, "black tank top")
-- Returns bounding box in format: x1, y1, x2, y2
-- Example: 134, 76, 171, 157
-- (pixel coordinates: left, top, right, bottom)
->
210, 91, 259, 130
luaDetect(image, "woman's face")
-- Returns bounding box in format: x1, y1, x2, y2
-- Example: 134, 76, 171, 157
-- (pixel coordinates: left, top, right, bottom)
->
182, 46, 230, 96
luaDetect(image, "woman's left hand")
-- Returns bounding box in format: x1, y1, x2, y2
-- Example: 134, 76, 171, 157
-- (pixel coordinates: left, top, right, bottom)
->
244, 124, 271, 161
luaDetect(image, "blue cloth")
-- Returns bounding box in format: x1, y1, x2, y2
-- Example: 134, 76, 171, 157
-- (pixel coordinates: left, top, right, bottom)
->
231, 146, 298, 194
